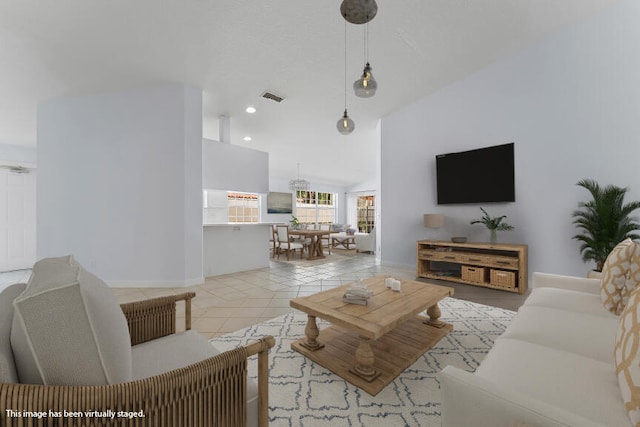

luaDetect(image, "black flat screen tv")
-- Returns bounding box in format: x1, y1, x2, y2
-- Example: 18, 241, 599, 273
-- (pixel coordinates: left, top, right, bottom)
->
436, 143, 515, 205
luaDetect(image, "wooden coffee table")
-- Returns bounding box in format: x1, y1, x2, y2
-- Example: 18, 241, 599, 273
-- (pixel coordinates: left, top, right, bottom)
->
290, 276, 454, 395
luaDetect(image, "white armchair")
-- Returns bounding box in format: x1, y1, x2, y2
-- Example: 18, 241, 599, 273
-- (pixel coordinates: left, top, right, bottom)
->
355, 227, 376, 253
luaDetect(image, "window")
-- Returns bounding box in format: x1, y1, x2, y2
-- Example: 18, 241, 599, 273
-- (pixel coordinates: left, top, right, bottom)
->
295, 191, 336, 224
227, 192, 260, 223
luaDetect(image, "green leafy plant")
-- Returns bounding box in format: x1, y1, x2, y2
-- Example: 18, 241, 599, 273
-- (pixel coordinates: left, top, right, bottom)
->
290, 215, 300, 228
470, 207, 514, 243
572, 179, 640, 272
470, 207, 514, 231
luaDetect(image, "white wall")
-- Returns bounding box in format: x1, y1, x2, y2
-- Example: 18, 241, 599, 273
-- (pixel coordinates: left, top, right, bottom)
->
380, 0, 640, 277
37, 85, 203, 286
203, 225, 271, 276
202, 138, 269, 193
0, 144, 36, 167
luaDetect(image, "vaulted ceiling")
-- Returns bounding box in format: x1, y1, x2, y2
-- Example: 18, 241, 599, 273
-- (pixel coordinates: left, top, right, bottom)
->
0, 0, 618, 187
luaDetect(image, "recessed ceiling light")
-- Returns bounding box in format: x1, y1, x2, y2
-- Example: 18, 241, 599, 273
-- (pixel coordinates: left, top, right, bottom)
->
243, 136, 252, 141
245, 106, 256, 114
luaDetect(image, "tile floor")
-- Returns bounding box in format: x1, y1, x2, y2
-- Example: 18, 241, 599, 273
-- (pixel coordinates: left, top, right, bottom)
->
0, 251, 529, 340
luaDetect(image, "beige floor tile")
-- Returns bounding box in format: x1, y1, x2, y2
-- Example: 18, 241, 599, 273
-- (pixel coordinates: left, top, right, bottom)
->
241, 298, 273, 308
192, 317, 226, 333
219, 317, 259, 333
261, 307, 293, 319
268, 298, 292, 308
202, 306, 266, 318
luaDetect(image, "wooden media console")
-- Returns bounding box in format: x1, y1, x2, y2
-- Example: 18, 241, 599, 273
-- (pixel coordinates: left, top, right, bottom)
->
417, 240, 528, 294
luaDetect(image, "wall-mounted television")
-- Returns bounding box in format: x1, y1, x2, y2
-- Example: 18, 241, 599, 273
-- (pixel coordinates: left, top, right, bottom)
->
436, 143, 515, 205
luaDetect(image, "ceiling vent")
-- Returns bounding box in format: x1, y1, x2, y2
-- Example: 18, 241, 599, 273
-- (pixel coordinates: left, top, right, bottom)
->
260, 91, 285, 103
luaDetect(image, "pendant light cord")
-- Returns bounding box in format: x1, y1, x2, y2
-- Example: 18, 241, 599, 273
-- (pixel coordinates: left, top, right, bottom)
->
365, 22, 369, 63
344, 19, 347, 109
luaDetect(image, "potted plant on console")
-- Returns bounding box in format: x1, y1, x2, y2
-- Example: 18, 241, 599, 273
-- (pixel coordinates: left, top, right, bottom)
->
572, 178, 640, 277
470, 207, 514, 243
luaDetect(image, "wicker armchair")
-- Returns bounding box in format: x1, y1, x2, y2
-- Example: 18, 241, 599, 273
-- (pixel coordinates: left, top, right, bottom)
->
1, 292, 275, 427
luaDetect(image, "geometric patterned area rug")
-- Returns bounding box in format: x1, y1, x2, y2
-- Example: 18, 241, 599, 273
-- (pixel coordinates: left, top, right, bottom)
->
210, 297, 515, 427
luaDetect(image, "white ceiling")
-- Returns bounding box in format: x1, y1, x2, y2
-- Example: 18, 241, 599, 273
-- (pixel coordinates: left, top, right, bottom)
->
0, 0, 618, 187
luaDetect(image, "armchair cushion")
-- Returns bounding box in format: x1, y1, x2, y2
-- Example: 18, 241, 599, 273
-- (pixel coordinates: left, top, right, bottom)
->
132, 329, 260, 427
0, 283, 26, 383
11, 255, 132, 385
132, 330, 219, 380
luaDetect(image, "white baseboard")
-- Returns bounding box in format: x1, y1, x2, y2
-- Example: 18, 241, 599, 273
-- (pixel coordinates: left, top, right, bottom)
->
108, 277, 204, 288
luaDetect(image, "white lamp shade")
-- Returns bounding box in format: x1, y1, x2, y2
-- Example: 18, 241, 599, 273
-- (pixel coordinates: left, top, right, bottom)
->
424, 214, 445, 228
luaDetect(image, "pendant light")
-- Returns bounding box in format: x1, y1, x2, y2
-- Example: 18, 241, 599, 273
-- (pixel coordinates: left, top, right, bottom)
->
340, 0, 377, 25
353, 22, 377, 98
337, 20, 355, 135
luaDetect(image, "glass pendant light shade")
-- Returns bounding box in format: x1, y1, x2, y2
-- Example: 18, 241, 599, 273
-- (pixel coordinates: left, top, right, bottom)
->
353, 62, 377, 98
337, 109, 355, 135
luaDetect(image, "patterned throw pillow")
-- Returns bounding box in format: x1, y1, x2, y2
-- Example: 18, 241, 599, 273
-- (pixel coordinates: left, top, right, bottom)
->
601, 239, 637, 315
628, 243, 640, 294
615, 284, 640, 424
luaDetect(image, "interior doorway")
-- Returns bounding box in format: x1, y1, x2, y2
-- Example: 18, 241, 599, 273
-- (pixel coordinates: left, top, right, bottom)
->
0, 167, 36, 272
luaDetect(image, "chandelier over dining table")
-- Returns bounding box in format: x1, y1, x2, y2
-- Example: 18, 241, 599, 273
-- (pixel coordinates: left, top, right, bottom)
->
288, 162, 310, 191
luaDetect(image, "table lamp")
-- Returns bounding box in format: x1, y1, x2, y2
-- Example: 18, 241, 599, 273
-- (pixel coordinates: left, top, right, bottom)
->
424, 214, 445, 240
424, 214, 445, 229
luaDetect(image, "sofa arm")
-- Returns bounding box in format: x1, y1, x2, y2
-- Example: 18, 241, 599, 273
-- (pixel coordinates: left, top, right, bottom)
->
440, 366, 607, 427
120, 292, 196, 345
532, 272, 601, 295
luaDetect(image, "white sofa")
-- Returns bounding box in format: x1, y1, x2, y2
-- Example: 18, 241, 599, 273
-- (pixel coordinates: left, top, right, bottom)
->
441, 272, 630, 427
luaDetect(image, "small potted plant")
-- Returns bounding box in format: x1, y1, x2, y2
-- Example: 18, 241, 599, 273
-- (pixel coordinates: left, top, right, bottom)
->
290, 215, 301, 230
572, 179, 640, 275
470, 207, 514, 243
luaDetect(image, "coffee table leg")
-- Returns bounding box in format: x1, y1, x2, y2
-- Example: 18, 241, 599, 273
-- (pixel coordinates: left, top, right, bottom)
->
300, 315, 325, 351
424, 303, 446, 328
350, 336, 381, 382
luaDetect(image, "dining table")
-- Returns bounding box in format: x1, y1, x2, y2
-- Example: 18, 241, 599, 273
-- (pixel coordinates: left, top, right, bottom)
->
288, 229, 333, 260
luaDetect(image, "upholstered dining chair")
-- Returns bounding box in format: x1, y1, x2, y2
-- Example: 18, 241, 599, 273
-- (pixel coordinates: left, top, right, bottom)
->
276, 225, 304, 260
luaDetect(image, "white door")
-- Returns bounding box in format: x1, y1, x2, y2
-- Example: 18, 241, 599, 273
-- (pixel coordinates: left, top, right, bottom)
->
0, 168, 36, 271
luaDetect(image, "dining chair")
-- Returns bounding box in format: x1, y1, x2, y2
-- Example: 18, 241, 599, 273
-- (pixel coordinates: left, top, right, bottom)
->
270, 225, 278, 259
276, 225, 304, 260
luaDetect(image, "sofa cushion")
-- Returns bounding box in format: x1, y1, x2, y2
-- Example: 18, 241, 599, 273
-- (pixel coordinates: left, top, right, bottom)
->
614, 284, 640, 425
475, 337, 628, 427
0, 283, 27, 383
499, 305, 619, 363
524, 287, 618, 319
601, 238, 637, 315
11, 255, 132, 385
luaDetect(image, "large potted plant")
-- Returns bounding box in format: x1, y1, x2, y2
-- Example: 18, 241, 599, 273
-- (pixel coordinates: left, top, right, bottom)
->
572, 179, 640, 273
